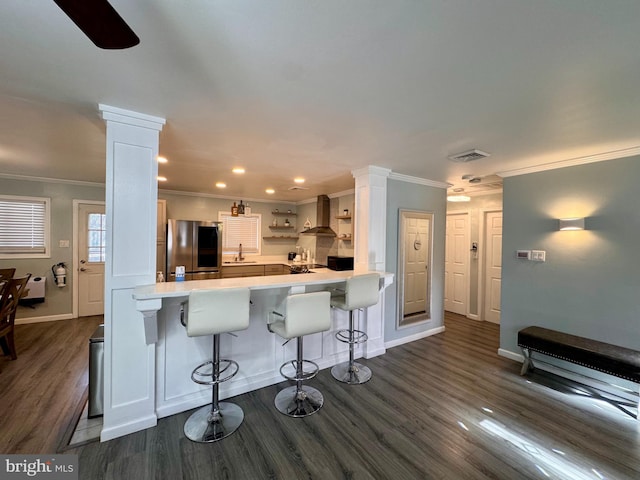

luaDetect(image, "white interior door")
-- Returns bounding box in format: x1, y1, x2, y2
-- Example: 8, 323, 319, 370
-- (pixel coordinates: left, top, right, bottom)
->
403, 216, 430, 317
484, 211, 503, 324
445, 213, 468, 315
78, 203, 105, 317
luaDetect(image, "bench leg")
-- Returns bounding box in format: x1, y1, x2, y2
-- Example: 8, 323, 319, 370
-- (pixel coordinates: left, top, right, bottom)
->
520, 348, 534, 375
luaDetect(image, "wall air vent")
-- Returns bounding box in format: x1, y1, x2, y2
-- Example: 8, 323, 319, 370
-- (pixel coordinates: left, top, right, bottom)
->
287, 186, 309, 191
448, 149, 490, 163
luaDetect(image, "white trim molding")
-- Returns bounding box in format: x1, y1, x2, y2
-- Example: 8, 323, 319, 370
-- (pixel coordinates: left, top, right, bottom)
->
498, 146, 640, 178
388, 172, 450, 189
15, 313, 74, 325
385, 326, 445, 349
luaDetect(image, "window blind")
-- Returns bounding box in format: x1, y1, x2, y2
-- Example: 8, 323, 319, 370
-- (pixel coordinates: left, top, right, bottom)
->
0, 196, 49, 255
219, 213, 261, 254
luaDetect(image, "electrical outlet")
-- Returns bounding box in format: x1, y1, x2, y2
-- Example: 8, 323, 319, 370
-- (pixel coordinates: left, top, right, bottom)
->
59, 240, 70, 248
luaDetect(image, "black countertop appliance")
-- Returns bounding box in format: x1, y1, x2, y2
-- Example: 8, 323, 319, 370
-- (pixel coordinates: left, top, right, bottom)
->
327, 255, 354, 271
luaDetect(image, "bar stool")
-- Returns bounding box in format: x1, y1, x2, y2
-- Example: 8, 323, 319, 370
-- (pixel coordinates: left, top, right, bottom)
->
183, 287, 250, 443
268, 291, 331, 417
330, 273, 380, 385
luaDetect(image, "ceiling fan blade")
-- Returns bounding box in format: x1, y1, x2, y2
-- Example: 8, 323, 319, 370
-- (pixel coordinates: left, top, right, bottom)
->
53, 0, 140, 49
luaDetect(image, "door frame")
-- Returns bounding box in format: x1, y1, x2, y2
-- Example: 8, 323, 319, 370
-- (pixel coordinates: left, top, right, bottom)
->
445, 211, 471, 317
396, 209, 434, 329
477, 208, 503, 323
72, 199, 106, 318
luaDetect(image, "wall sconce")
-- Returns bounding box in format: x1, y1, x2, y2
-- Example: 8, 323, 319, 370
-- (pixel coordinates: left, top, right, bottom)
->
559, 217, 585, 231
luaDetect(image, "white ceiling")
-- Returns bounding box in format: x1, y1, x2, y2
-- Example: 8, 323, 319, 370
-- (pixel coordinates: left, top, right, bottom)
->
1, 0, 640, 201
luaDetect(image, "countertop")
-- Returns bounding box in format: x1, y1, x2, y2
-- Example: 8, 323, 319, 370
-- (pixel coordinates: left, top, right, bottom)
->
134, 268, 393, 301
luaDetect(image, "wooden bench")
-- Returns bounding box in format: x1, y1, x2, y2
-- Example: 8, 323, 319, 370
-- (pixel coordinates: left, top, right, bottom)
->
518, 326, 640, 413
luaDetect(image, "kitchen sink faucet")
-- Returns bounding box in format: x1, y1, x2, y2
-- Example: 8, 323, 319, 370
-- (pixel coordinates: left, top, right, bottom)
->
238, 243, 244, 261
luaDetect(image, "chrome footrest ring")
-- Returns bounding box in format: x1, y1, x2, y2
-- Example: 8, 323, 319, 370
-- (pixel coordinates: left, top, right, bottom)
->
335, 329, 368, 345
191, 358, 239, 385
279, 359, 319, 382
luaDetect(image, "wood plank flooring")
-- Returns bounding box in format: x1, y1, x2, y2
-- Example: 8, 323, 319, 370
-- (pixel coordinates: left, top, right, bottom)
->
0, 314, 640, 480
67, 313, 640, 479
0, 315, 103, 454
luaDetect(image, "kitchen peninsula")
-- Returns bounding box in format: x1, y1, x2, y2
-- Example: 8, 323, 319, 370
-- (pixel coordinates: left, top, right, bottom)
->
133, 268, 393, 422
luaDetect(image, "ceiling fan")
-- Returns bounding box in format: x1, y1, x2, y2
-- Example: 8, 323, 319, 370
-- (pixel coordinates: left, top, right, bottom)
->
53, 0, 139, 49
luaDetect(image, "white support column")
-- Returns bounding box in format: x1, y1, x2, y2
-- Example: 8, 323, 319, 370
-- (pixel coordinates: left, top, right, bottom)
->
352, 166, 391, 271
352, 166, 391, 358
99, 104, 165, 441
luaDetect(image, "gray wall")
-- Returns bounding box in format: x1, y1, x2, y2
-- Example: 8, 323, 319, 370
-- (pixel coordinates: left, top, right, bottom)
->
159, 192, 298, 257
385, 179, 447, 342
500, 156, 640, 358
447, 193, 503, 315
0, 177, 104, 319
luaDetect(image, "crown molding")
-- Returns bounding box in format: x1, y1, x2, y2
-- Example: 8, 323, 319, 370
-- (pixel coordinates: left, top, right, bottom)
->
497, 146, 640, 178
0, 172, 104, 187
389, 172, 449, 189
158, 188, 297, 205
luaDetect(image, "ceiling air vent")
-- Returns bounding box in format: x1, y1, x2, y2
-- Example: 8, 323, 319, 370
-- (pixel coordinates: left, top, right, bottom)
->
448, 149, 490, 163
287, 186, 309, 191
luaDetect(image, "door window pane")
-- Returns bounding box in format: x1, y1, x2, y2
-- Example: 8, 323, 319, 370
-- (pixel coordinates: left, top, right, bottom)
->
87, 213, 106, 263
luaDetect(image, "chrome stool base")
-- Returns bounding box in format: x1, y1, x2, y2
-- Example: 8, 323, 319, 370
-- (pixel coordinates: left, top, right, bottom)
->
184, 401, 244, 443
331, 361, 372, 385
274, 385, 324, 417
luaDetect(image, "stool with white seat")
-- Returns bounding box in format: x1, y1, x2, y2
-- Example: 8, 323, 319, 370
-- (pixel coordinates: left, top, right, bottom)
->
183, 287, 250, 442
268, 291, 331, 417
330, 273, 380, 385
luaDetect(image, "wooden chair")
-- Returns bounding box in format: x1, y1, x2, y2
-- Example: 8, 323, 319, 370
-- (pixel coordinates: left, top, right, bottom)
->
0, 275, 31, 360
0, 268, 16, 281
0, 268, 16, 297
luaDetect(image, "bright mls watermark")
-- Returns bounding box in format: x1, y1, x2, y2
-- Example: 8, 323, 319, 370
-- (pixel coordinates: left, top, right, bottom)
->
0, 455, 77, 480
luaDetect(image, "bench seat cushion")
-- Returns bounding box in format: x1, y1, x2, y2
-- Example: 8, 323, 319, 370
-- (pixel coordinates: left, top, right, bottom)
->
518, 326, 640, 383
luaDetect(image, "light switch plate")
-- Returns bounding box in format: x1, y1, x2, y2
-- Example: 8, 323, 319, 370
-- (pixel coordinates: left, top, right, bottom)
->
516, 250, 531, 260
531, 250, 546, 262
59, 239, 70, 248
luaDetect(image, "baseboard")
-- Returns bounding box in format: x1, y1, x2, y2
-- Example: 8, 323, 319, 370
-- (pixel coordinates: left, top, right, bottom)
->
100, 415, 157, 442
467, 314, 480, 321
499, 347, 638, 404
385, 325, 445, 349
16, 313, 74, 325
498, 348, 523, 363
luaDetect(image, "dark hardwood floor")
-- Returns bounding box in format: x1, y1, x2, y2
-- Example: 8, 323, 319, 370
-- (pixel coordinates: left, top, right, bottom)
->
0, 315, 103, 454
4, 313, 640, 479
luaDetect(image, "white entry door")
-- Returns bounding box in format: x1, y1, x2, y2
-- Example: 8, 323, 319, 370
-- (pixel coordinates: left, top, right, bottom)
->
445, 213, 469, 315
484, 211, 503, 324
403, 216, 430, 317
78, 203, 105, 317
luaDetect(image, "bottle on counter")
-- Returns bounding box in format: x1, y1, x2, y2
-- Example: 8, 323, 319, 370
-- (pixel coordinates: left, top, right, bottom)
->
156, 271, 164, 282
238, 200, 245, 215
245, 203, 251, 215
231, 202, 238, 216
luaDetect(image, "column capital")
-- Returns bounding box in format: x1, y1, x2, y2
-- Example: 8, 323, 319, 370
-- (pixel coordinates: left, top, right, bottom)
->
99, 104, 166, 131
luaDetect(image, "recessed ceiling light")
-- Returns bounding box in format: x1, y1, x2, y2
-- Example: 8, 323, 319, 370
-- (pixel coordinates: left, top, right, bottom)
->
157, 156, 168, 163
294, 177, 305, 184
157, 176, 167, 182
216, 182, 226, 188
265, 188, 275, 194
447, 195, 471, 202
232, 167, 245, 174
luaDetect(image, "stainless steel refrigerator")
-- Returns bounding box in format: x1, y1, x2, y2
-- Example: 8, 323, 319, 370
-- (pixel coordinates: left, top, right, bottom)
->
166, 219, 222, 281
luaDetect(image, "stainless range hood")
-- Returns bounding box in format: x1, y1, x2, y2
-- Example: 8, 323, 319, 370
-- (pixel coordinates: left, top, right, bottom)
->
300, 194, 336, 237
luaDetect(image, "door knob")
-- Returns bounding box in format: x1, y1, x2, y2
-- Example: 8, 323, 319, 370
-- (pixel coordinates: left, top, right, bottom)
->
80, 259, 87, 264
80, 267, 87, 272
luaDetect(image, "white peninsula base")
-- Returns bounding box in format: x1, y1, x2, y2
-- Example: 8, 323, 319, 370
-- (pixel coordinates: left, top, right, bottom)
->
133, 269, 393, 422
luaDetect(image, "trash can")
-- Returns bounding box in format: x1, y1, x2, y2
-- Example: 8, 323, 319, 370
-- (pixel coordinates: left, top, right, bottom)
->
88, 324, 104, 418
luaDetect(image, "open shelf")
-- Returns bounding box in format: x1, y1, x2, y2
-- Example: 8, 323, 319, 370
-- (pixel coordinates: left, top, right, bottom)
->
263, 236, 299, 240
335, 215, 352, 220
272, 211, 296, 216
269, 226, 295, 230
